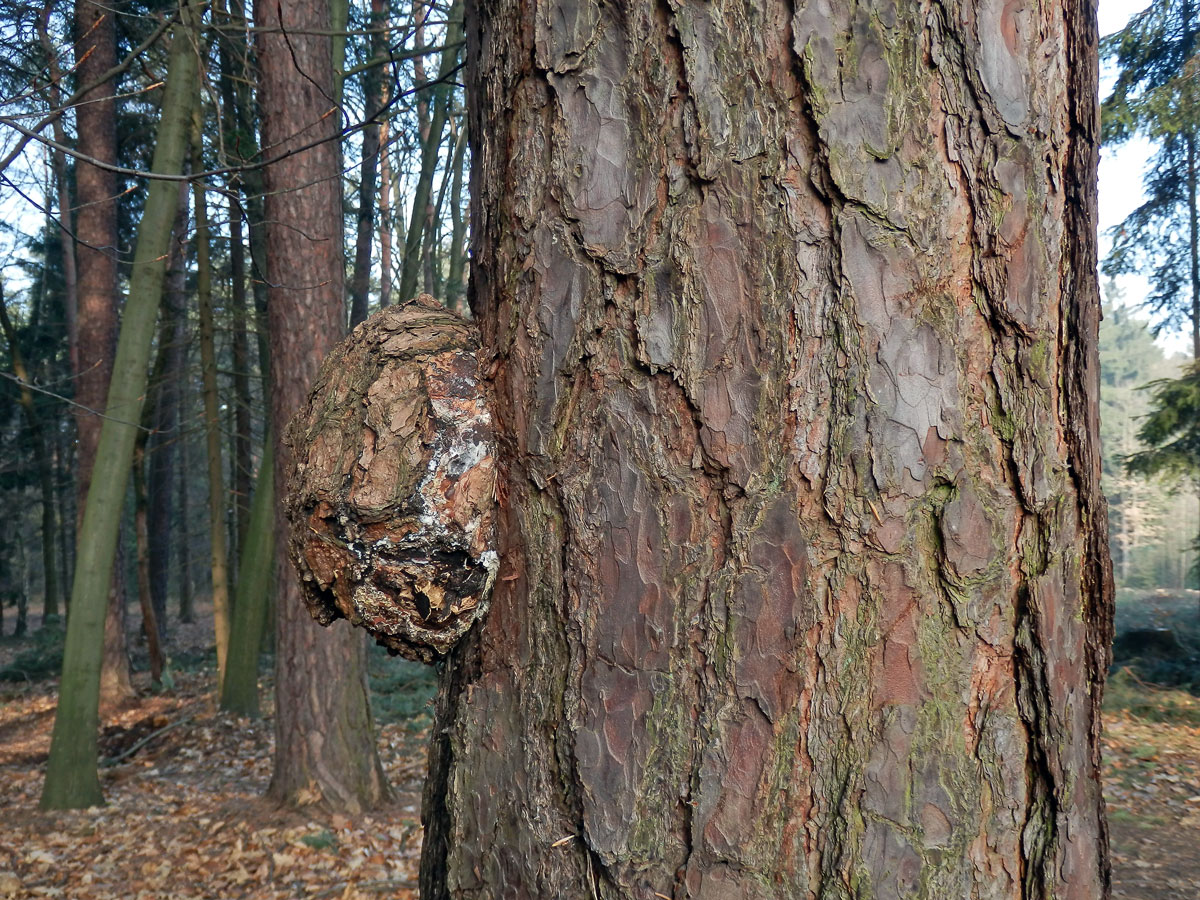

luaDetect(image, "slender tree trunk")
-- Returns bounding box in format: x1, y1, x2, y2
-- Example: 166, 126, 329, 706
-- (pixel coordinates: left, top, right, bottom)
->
229, 217, 253, 556
177, 400, 194, 625
53, 425, 73, 620
0, 285, 60, 629
72, 0, 132, 708
379, 94, 394, 309
446, 118, 468, 314
348, 0, 388, 328
216, 0, 272, 395
220, 443, 274, 716
330, 0, 348, 106
147, 188, 191, 642
257, 0, 389, 813
132, 431, 164, 685
41, 9, 198, 809
1189, 132, 1199, 361
1187, 131, 1200, 598
424, 123, 455, 298
15, 535, 28, 637
397, 0, 462, 303
193, 139, 233, 688
214, 1, 255, 561
416, 0, 1113, 895
38, 6, 79, 382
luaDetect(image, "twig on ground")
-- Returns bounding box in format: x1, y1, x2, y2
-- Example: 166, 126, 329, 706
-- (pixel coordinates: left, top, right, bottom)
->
100, 715, 194, 767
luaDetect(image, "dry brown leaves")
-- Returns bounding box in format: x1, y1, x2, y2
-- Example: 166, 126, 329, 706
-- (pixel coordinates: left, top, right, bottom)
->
8, 664, 1200, 899
0, 671, 425, 900
1104, 709, 1200, 899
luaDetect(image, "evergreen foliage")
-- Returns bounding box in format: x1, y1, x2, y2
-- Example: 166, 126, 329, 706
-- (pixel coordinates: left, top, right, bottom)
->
1102, 0, 1200, 343
1099, 300, 1197, 588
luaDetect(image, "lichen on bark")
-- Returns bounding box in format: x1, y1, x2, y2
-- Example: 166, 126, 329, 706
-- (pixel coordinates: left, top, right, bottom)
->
286, 295, 498, 663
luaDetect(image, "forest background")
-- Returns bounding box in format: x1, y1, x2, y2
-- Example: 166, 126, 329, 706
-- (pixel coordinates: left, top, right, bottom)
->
0, 0, 1198, 897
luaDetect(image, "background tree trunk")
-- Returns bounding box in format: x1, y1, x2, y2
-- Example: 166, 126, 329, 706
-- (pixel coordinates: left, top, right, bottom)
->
72, 0, 132, 708
397, 0, 462, 304
257, 0, 389, 814
42, 8, 198, 809
348, 0, 388, 328
193, 144, 232, 689
378, 94, 394, 309
420, 0, 1114, 896
0, 285, 60, 629
147, 190, 192, 642
220, 442, 274, 716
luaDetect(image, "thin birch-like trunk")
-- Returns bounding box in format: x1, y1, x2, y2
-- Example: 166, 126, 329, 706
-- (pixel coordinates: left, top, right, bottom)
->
41, 7, 199, 809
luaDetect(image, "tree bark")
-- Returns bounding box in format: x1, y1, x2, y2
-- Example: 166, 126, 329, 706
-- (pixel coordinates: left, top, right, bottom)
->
71, 0, 118, 497
228, 198, 253, 561
72, 0, 132, 707
37, 6, 79, 416
257, 0, 389, 814
417, 0, 1114, 896
193, 138, 233, 688
177, 391, 195, 625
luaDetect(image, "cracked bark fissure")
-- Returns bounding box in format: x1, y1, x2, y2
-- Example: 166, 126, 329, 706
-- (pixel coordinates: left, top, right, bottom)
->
421, 0, 1112, 896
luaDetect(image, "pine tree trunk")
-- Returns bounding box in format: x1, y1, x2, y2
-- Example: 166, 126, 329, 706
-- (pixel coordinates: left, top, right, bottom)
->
257, 0, 389, 813
71, 0, 118, 493
72, 0, 132, 708
36, 12, 78, 469
419, 0, 1113, 895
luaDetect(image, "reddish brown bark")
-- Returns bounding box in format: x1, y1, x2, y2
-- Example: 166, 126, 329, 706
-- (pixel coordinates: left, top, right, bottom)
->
257, 0, 389, 813
414, 0, 1114, 897
73, 0, 131, 706
71, 0, 118, 506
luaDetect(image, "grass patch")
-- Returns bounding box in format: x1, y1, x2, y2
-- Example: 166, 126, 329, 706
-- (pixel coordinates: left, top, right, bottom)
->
300, 829, 338, 850
0, 623, 64, 682
1105, 667, 1200, 725
1107, 807, 1165, 828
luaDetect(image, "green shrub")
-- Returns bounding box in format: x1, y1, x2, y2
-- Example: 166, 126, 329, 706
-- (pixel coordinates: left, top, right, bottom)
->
0, 623, 64, 682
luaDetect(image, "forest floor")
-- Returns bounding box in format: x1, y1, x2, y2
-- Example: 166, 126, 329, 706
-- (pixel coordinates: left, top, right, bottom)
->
1, 604, 1200, 898
1105, 672, 1200, 899
0, 604, 430, 900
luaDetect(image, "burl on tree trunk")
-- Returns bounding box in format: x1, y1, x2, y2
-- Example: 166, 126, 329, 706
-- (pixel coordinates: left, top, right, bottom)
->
286, 295, 499, 663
